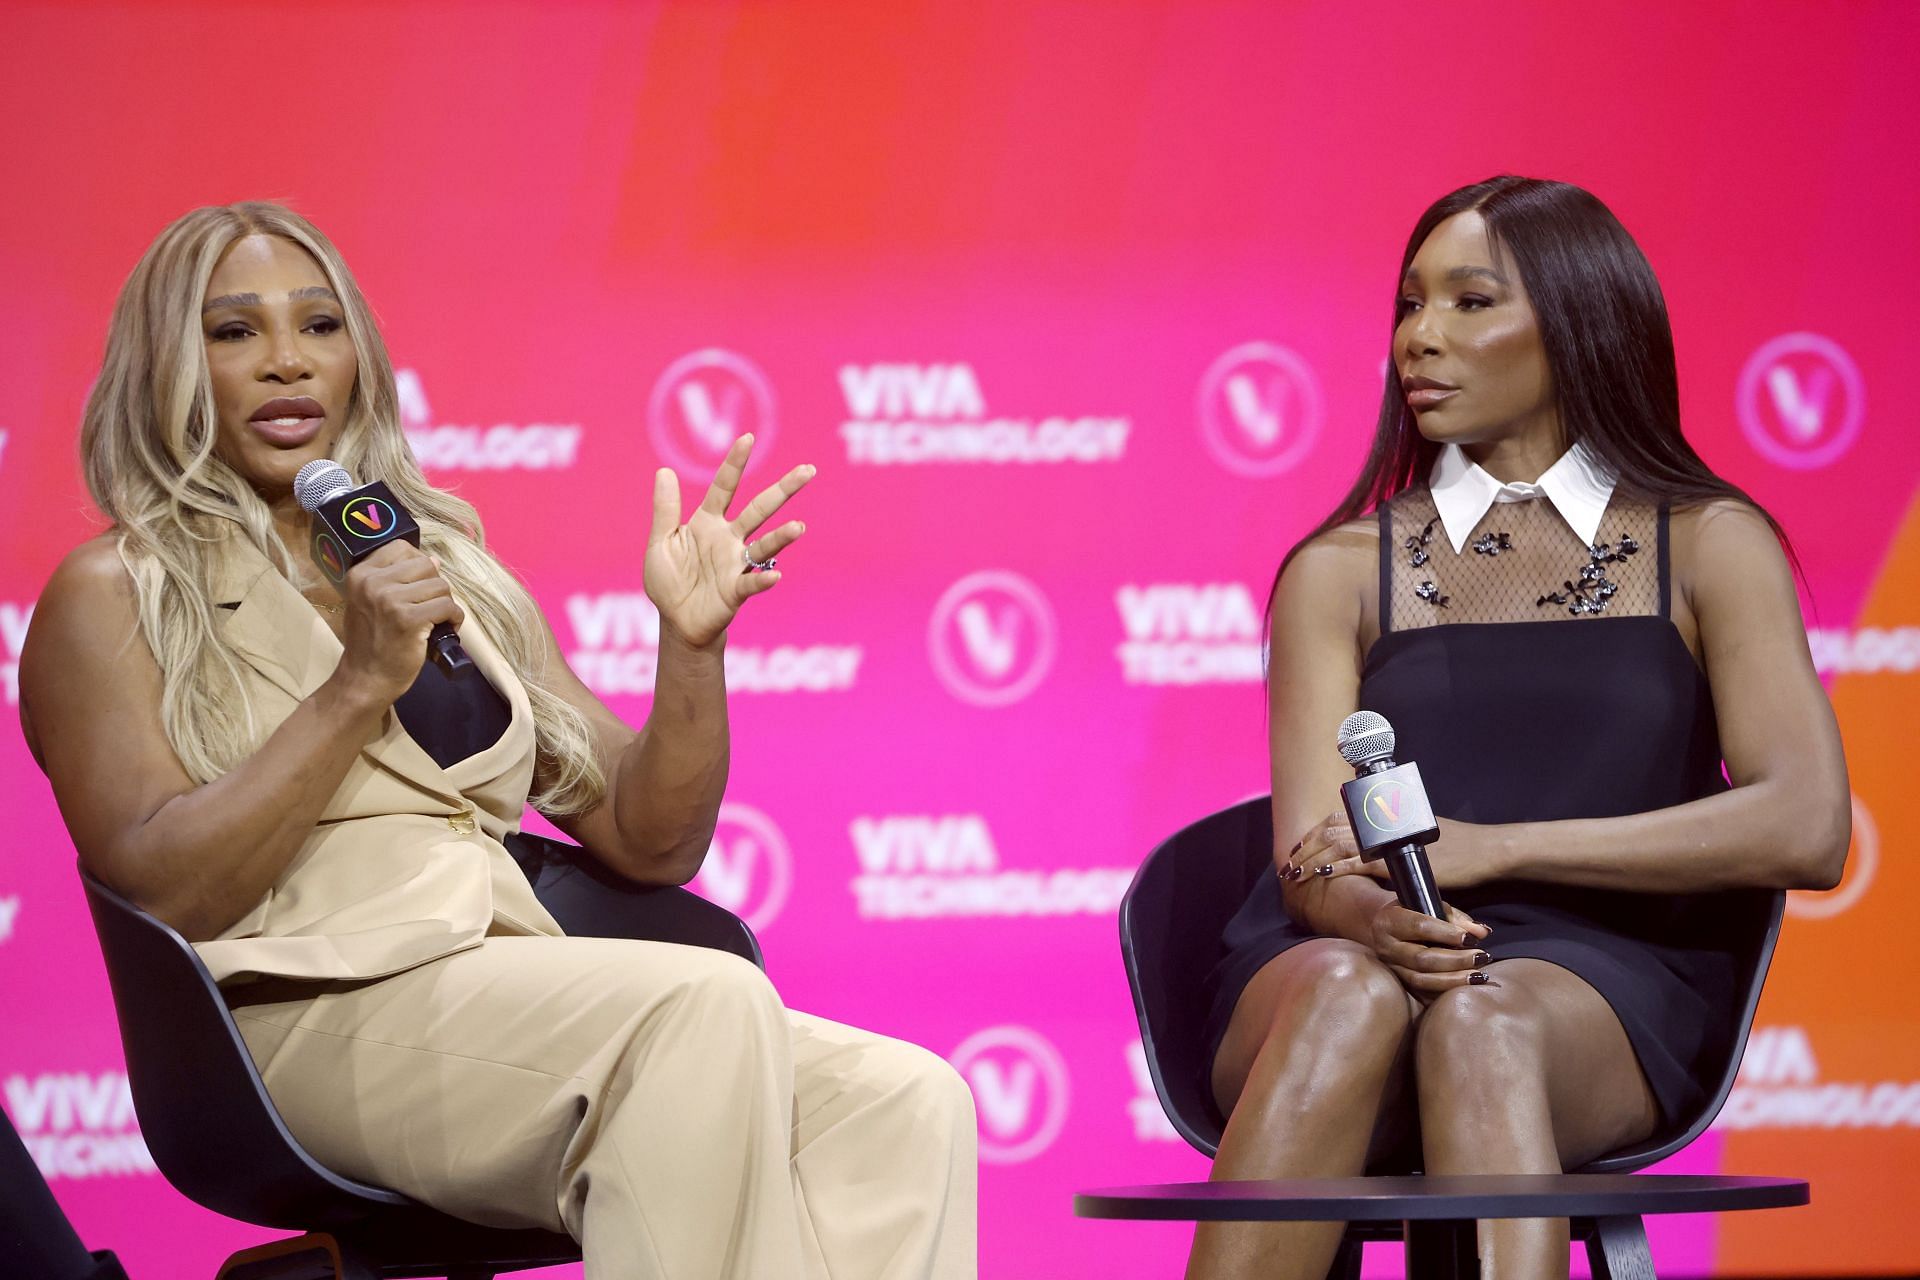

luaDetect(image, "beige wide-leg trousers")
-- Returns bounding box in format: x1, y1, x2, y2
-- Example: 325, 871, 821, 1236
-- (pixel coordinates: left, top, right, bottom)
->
230, 934, 978, 1279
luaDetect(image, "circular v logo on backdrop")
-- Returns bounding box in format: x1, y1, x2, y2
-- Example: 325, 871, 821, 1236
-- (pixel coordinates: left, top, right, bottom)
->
1197, 341, 1325, 478
928, 570, 1057, 707
1736, 332, 1865, 470
648, 349, 778, 474
1787, 793, 1877, 920
691, 801, 792, 933
950, 1025, 1071, 1165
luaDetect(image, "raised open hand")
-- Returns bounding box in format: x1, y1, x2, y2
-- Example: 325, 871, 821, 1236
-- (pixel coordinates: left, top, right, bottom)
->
644, 434, 814, 650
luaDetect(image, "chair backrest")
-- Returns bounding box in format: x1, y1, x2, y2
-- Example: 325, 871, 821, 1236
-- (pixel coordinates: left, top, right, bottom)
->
1580, 886, 1784, 1173
1118, 796, 1272, 1157
1118, 796, 1788, 1173
506, 832, 764, 969
79, 869, 416, 1231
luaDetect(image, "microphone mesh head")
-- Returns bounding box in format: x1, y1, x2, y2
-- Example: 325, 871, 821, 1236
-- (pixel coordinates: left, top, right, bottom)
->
293, 460, 355, 512
1336, 710, 1396, 768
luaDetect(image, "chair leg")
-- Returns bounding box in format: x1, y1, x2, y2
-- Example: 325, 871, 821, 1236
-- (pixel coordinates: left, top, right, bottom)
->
86, 1251, 132, 1280
1404, 1218, 1478, 1280
1584, 1214, 1656, 1280
1326, 1230, 1364, 1280
215, 1232, 380, 1280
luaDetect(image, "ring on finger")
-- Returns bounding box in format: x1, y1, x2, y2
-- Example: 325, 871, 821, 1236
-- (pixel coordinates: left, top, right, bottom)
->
744, 546, 778, 573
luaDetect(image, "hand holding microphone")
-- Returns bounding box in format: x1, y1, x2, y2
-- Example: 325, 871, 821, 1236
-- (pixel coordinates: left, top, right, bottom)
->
1335, 711, 1491, 991
294, 460, 472, 688
1335, 710, 1445, 918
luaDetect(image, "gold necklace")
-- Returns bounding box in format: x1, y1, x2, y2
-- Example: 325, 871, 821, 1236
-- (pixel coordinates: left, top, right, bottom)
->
300, 587, 343, 615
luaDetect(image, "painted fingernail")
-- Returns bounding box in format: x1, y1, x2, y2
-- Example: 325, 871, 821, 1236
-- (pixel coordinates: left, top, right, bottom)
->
1316, 864, 1333, 877
1473, 951, 1491, 968
1469, 971, 1490, 985
1459, 933, 1471, 947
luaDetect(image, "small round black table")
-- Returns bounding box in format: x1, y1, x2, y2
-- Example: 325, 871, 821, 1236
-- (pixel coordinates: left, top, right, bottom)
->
1074, 1174, 1807, 1280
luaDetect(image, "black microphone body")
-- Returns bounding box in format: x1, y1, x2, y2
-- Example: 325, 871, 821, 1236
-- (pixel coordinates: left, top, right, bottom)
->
1337, 756, 1445, 918
300, 472, 473, 677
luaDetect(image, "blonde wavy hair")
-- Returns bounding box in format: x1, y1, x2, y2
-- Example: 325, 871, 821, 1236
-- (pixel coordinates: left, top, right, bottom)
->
81, 201, 606, 814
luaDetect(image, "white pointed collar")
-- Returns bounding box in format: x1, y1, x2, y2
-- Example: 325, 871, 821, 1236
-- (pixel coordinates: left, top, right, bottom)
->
1428, 441, 1617, 554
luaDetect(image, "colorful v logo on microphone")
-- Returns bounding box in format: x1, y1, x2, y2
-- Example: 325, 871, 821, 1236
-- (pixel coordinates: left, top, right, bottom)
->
1362, 779, 1417, 833
340, 496, 397, 539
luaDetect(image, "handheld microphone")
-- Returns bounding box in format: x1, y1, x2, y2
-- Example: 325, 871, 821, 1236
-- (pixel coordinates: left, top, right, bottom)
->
1335, 711, 1444, 919
293, 459, 473, 677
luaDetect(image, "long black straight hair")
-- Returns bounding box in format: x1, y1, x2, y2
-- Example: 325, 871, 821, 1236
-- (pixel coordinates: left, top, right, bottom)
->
1273, 176, 1788, 604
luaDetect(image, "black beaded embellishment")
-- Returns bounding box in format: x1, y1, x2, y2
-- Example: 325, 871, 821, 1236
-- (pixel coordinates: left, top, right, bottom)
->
1536, 532, 1641, 615
1403, 517, 1450, 607
1472, 531, 1513, 556
1404, 516, 1438, 569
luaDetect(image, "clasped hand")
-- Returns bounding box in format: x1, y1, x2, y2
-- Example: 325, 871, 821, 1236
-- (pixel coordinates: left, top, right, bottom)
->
1280, 810, 1498, 994
644, 434, 815, 650
1281, 810, 1504, 889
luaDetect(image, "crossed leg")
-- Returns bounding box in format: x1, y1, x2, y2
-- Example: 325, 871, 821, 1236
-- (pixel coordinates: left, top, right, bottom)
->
1188, 947, 1659, 1280
1417, 958, 1658, 1279
1188, 938, 1419, 1280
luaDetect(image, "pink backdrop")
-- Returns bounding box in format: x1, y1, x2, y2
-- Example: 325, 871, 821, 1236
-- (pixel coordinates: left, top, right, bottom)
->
3, 2, 1917, 1275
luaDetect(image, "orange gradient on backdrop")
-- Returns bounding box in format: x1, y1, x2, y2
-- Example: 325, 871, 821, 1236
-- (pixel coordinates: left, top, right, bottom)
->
1717, 489, 1920, 1275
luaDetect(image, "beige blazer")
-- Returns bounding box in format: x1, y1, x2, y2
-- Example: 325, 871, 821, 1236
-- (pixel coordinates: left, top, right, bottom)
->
192, 536, 564, 986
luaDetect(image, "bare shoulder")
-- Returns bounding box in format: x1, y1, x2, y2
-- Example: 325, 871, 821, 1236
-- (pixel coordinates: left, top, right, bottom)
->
1668, 498, 1806, 664
1272, 517, 1377, 623
28, 535, 142, 648
19, 535, 144, 766
1672, 498, 1780, 550
1669, 498, 1794, 593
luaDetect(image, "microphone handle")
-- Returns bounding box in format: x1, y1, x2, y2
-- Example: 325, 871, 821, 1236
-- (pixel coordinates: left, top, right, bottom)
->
426, 622, 475, 677
1382, 842, 1445, 919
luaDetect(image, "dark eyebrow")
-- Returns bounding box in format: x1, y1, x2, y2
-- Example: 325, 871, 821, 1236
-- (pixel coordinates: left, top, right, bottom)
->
1446, 265, 1508, 284
1400, 265, 1511, 287
201, 285, 339, 312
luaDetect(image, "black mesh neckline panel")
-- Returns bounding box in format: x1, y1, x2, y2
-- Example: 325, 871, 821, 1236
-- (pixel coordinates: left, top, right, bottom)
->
1381, 486, 1663, 635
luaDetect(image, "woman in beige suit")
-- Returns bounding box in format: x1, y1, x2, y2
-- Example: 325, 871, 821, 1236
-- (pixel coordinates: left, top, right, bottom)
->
19, 202, 978, 1280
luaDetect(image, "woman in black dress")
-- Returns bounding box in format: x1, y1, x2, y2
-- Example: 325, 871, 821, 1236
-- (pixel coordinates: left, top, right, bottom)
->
1188, 177, 1850, 1280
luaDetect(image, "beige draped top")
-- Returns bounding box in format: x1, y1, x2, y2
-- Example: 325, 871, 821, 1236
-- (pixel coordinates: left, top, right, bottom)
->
191, 535, 565, 986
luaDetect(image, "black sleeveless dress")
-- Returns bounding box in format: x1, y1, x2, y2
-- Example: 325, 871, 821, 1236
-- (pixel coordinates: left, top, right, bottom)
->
1202, 486, 1765, 1129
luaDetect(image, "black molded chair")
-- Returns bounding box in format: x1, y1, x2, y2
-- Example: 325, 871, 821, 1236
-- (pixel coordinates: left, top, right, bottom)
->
1, 1108, 129, 1279
81, 833, 762, 1280
1119, 796, 1784, 1272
